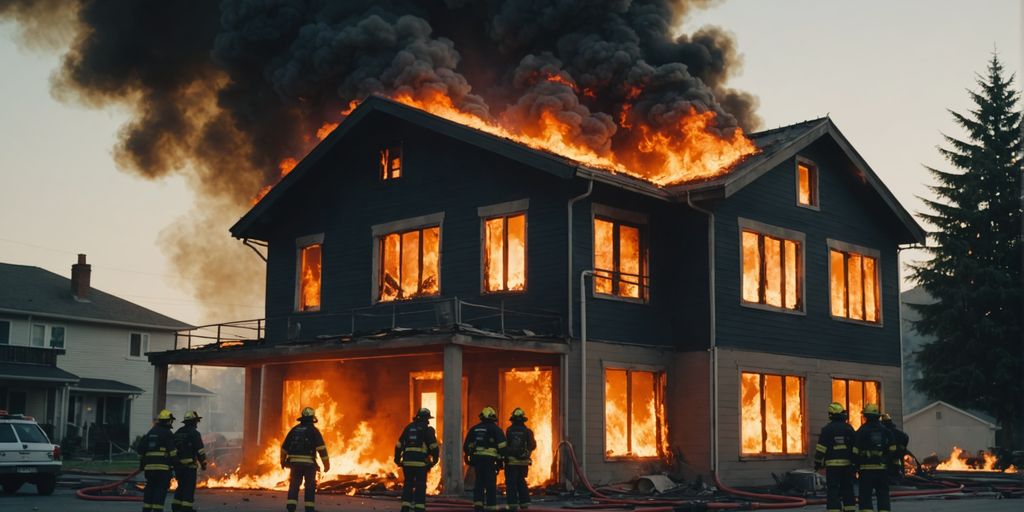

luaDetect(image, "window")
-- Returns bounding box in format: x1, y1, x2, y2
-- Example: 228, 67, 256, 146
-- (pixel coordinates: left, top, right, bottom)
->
740, 221, 803, 311
594, 217, 648, 300
0, 320, 9, 344
380, 142, 402, 180
297, 243, 322, 311
31, 323, 65, 349
11, 422, 48, 443
483, 213, 526, 293
604, 368, 666, 458
832, 378, 881, 430
741, 371, 805, 455
828, 240, 881, 323
796, 160, 818, 208
0, 424, 15, 443
129, 332, 150, 358
379, 226, 440, 302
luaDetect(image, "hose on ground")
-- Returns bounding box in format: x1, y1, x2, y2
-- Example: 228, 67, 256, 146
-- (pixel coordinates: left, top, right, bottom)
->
74, 469, 143, 501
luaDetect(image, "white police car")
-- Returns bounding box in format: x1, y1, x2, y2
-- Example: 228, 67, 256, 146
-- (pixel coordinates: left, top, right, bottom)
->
0, 411, 61, 495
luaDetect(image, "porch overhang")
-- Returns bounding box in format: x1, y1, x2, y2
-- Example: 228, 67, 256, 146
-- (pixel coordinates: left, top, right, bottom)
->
70, 377, 144, 396
0, 362, 79, 384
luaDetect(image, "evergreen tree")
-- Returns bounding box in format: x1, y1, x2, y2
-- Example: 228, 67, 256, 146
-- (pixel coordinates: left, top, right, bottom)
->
911, 53, 1022, 451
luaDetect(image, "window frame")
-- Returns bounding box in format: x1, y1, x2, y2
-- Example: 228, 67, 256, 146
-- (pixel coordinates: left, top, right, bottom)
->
30, 322, 67, 349
830, 376, 883, 430
601, 361, 667, 461
294, 233, 325, 313
795, 157, 820, 210
379, 141, 404, 181
371, 212, 445, 304
0, 319, 10, 345
738, 368, 807, 459
478, 199, 530, 295
591, 204, 650, 304
827, 239, 883, 327
737, 218, 806, 315
128, 332, 150, 360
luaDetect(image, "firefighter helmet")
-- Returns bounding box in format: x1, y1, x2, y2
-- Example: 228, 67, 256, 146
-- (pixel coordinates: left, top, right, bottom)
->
416, 408, 433, 420
862, 403, 881, 416
156, 409, 175, 422
827, 402, 845, 415
479, 406, 497, 421
297, 406, 318, 423
184, 410, 202, 422
510, 407, 528, 422
880, 412, 892, 423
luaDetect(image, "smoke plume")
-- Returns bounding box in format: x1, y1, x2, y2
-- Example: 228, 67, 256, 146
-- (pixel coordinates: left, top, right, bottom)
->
1, 0, 759, 321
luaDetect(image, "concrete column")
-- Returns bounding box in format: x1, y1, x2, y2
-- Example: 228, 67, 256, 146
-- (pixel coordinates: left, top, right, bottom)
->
152, 364, 168, 418
442, 343, 464, 494
260, 365, 285, 446
242, 366, 263, 469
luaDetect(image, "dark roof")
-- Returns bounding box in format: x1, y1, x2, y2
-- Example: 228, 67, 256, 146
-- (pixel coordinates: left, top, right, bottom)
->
0, 362, 79, 383
0, 263, 193, 331
70, 377, 144, 395
167, 379, 215, 396
232, 97, 925, 244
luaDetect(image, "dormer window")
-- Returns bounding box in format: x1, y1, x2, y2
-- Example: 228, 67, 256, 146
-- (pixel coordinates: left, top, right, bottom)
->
796, 159, 818, 208
380, 143, 402, 181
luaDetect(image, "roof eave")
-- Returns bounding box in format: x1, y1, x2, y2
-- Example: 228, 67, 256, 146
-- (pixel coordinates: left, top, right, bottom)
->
0, 307, 193, 331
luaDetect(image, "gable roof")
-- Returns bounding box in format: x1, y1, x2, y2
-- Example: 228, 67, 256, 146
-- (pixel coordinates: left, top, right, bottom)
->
71, 377, 144, 395
232, 97, 924, 244
167, 378, 215, 396
904, 400, 998, 428
0, 263, 193, 331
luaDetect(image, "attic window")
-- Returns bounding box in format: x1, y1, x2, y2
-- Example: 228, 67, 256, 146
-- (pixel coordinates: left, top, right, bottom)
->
380, 143, 402, 180
828, 240, 881, 324
796, 160, 818, 208
379, 226, 440, 302
831, 378, 881, 430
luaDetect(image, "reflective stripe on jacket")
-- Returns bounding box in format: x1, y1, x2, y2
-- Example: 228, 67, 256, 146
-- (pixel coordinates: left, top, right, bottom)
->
814, 419, 856, 468
395, 421, 440, 467
505, 423, 537, 466
853, 419, 895, 471
463, 421, 507, 459
138, 424, 177, 471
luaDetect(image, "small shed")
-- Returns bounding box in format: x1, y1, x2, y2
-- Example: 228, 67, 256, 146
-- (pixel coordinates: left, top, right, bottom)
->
904, 400, 998, 457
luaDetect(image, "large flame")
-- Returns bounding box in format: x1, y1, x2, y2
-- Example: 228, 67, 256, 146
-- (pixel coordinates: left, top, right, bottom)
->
501, 368, 555, 486
604, 368, 663, 458
935, 446, 1019, 473
741, 372, 804, 455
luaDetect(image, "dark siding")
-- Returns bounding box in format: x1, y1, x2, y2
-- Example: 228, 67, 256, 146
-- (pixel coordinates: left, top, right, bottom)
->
712, 137, 904, 366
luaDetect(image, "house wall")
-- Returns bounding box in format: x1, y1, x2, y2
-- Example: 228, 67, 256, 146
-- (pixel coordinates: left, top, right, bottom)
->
903, 403, 996, 457
715, 347, 902, 486
712, 138, 906, 365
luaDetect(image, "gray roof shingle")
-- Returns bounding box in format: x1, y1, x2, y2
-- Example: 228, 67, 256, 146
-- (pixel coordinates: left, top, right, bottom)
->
0, 362, 79, 383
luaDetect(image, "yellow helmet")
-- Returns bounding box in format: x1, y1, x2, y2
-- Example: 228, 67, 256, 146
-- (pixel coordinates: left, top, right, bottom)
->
827, 402, 845, 415
510, 407, 528, 422
862, 403, 881, 416
479, 406, 497, 421
184, 410, 202, 422
156, 409, 175, 421
298, 406, 318, 423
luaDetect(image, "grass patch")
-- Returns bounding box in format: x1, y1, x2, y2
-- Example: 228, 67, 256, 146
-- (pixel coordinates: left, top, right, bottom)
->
62, 458, 140, 474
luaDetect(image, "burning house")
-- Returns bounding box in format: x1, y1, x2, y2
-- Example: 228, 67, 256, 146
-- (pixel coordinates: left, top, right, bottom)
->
146, 96, 924, 491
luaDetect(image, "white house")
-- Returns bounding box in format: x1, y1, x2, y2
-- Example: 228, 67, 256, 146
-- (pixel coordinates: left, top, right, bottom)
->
0, 255, 191, 448
904, 401, 999, 457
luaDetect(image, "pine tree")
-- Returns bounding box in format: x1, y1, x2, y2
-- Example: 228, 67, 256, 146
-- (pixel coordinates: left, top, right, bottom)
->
911, 53, 1022, 451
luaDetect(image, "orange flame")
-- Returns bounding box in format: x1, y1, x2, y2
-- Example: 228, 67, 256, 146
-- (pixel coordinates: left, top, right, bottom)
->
501, 368, 555, 486
604, 369, 664, 458
741, 372, 804, 455
935, 446, 1019, 473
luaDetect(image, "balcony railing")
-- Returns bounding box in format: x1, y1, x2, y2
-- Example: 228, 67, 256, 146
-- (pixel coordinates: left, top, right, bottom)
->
0, 344, 64, 365
172, 297, 563, 350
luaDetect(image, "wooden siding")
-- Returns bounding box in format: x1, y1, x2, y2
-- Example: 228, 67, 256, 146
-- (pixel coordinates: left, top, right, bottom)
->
712, 137, 904, 366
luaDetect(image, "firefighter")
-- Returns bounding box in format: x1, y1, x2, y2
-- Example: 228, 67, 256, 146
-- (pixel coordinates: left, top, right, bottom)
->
463, 406, 507, 512
395, 408, 440, 512
137, 409, 177, 512
281, 407, 330, 512
853, 403, 895, 512
171, 410, 208, 512
504, 408, 537, 511
880, 412, 910, 483
814, 402, 856, 512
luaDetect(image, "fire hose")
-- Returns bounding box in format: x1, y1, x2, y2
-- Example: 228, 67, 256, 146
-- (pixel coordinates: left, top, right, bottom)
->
75, 469, 143, 501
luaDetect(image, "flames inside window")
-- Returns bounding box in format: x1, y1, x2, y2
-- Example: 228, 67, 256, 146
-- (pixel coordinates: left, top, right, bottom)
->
298, 244, 322, 311
829, 248, 879, 322
604, 368, 666, 458
379, 226, 440, 302
484, 213, 526, 292
797, 162, 817, 207
741, 230, 801, 310
594, 218, 648, 300
500, 368, 554, 486
832, 378, 881, 430
380, 143, 402, 180
741, 371, 804, 455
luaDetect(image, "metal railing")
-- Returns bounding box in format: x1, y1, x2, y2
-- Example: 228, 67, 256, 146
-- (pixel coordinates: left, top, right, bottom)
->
0, 344, 63, 364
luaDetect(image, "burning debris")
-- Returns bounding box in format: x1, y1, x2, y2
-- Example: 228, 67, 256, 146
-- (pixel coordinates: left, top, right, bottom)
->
930, 447, 1019, 474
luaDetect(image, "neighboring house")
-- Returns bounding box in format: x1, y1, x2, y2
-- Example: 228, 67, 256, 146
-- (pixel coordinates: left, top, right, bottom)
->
0, 255, 192, 447
904, 401, 998, 457
149, 97, 924, 488
166, 378, 215, 426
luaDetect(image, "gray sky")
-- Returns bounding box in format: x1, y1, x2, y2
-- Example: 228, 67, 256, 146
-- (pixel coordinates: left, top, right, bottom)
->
0, 1, 1020, 325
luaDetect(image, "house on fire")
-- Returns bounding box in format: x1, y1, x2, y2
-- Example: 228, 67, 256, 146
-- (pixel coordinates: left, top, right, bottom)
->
148, 97, 924, 489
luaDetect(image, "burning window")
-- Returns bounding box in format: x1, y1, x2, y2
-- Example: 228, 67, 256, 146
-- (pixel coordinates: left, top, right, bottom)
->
379, 226, 440, 302
741, 371, 804, 455
380, 143, 402, 180
594, 218, 648, 300
297, 243, 322, 311
483, 213, 526, 292
832, 378, 881, 430
829, 244, 880, 322
741, 229, 802, 310
604, 368, 666, 458
796, 161, 818, 207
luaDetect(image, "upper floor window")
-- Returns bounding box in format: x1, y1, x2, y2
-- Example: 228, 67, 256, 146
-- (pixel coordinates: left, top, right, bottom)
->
828, 240, 881, 323
378, 224, 440, 302
479, 200, 529, 293
604, 367, 666, 459
380, 142, 402, 181
129, 332, 150, 358
832, 378, 881, 430
296, 235, 323, 312
796, 159, 819, 208
31, 323, 65, 349
0, 320, 9, 344
740, 219, 804, 312
593, 206, 649, 301
741, 371, 805, 456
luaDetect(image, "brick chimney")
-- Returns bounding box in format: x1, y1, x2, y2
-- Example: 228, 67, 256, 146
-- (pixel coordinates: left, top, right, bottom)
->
71, 253, 91, 301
